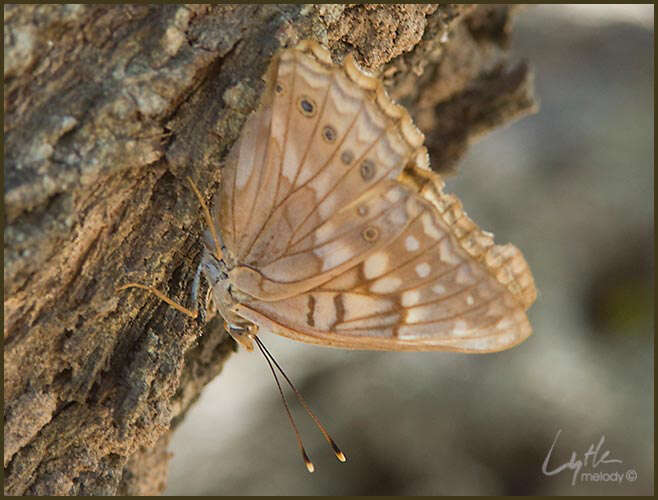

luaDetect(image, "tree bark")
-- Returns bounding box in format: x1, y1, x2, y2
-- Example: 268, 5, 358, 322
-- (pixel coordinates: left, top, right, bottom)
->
3, 4, 536, 495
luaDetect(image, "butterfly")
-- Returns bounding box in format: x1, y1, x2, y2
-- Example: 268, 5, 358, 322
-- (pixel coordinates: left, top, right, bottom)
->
119, 40, 536, 471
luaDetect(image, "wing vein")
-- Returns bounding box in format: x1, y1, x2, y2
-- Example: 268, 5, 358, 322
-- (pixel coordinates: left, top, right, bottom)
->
337, 279, 485, 325
380, 259, 465, 295
360, 219, 445, 286
282, 103, 366, 245
238, 58, 299, 258
267, 194, 409, 263
287, 146, 405, 251
288, 72, 335, 191
242, 68, 338, 258
402, 291, 506, 326
239, 105, 275, 255
392, 314, 505, 341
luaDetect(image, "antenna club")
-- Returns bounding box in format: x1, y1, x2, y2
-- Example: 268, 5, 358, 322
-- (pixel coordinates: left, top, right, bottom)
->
303, 451, 315, 473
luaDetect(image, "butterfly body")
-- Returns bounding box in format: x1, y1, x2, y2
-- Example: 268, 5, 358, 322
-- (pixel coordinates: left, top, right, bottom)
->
192, 228, 254, 350
192, 40, 536, 354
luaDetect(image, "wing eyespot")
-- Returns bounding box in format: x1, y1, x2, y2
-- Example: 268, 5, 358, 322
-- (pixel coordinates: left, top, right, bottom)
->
362, 226, 379, 242
298, 96, 317, 117
356, 205, 368, 217
360, 160, 376, 181
322, 125, 337, 143
275, 82, 285, 94
340, 150, 354, 165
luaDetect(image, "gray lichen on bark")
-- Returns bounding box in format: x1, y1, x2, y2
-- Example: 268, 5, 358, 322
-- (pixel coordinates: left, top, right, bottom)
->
3, 4, 536, 495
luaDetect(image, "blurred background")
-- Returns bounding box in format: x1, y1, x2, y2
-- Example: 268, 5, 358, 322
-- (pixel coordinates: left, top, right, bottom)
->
166, 5, 653, 495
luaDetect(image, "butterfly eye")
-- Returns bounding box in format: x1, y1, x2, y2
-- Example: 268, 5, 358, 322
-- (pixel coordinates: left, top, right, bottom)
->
340, 150, 354, 165
322, 125, 337, 143
356, 205, 368, 217
361, 226, 379, 242
360, 160, 376, 181
275, 83, 285, 94
298, 97, 316, 117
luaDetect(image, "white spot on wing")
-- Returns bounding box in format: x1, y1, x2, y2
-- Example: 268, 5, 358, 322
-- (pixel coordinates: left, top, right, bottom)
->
439, 238, 461, 265
432, 283, 446, 295
466, 294, 474, 306
401, 290, 421, 307
405, 307, 425, 324
343, 294, 394, 320
316, 243, 354, 272
310, 294, 337, 329
236, 161, 252, 190
385, 187, 402, 203
415, 262, 430, 278
496, 316, 516, 331
421, 212, 442, 239
370, 276, 402, 294
315, 221, 335, 243
452, 320, 469, 336
281, 144, 300, 183
464, 338, 492, 351
455, 264, 476, 284
495, 332, 516, 346
317, 194, 337, 220
388, 206, 407, 226
405, 235, 419, 252
363, 252, 389, 279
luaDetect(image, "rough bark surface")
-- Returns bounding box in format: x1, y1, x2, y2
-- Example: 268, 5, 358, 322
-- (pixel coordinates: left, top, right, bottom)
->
3, 4, 536, 495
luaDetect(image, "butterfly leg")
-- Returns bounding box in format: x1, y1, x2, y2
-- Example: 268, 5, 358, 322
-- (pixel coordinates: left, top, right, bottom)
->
117, 282, 198, 318
117, 255, 208, 319
117, 272, 199, 319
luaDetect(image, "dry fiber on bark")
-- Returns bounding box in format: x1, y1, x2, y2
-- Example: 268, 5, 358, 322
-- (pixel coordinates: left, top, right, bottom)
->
4, 4, 536, 495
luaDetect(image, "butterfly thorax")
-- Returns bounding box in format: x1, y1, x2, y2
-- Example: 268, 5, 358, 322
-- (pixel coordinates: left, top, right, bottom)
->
200, 238, 257, 350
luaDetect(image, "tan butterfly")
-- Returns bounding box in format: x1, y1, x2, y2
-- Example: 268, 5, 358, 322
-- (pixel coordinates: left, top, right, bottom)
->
119, 40, 536, 471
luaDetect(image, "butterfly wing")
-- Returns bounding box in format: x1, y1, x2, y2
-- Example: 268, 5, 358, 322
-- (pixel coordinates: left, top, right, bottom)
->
217, 41, 428, 300
233, 170, 536, 352
218, 41, 536, 352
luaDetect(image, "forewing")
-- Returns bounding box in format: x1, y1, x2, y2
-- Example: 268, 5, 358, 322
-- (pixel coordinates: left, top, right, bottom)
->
218, 41, 426, 300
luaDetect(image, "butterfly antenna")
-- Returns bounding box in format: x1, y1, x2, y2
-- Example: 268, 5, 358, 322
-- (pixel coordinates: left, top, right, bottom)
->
254, 336, 315, 473
185, 176, 223, 262
253, 336, 347, 464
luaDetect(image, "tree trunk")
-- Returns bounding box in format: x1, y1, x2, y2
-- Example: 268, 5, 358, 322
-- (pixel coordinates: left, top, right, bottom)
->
3, 4, 536, 495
